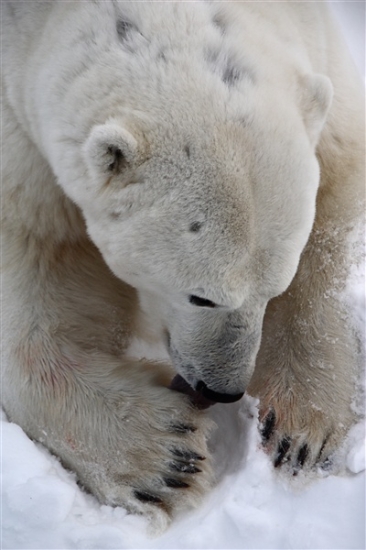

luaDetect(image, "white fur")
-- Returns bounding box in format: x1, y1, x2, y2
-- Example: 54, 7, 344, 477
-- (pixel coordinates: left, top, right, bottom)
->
1, 0, 364, 531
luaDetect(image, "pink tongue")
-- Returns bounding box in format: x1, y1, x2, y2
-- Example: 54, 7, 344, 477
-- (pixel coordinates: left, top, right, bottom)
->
169, 374, 215, 409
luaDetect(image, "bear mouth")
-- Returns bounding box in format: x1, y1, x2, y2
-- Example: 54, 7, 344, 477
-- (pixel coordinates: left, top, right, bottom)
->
169, 374, 216, 409
169, 374, 244, 409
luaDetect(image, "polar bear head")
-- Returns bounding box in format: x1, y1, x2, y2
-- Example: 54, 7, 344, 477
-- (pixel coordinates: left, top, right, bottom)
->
77, 70, 332, 403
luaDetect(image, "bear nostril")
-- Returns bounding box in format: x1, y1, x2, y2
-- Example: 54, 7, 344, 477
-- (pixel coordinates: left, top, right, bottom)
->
196, 381, 244, 403
189, 295, 217, 308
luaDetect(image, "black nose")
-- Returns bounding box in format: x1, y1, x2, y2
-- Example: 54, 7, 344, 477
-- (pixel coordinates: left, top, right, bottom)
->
196, 381, 244, 404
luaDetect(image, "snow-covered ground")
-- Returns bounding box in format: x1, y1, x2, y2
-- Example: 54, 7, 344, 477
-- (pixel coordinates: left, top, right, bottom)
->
1, 3, 365, 549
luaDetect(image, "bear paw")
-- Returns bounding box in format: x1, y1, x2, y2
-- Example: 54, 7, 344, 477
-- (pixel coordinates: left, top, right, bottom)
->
256, 391, 352, 475
65, 384, 215, 533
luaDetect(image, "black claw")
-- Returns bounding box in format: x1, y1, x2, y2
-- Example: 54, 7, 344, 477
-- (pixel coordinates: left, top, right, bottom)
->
164, 477, 190, 489
171, 423, 197, 433
316, 435, 330, 464
171, 448, 205, 461
296, 444, 309, 468
274, 437, 291, 468
134, 490, 163, 505
169, 461, 201, 474
261, 410, 276, 442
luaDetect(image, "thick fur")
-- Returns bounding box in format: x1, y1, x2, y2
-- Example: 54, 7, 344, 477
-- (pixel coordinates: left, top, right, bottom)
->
1, 0, 364, 530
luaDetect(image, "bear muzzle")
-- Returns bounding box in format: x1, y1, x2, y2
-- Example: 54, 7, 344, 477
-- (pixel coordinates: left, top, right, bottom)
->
195, 380, 244, 403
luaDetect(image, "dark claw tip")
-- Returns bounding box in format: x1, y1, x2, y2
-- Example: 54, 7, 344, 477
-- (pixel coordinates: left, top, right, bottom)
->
164, 477, 190, 489
133, 490, 163, 505
261, 410, 276, 442
296, 444, 309, 468
171, 448, 205, 461
274, 436, 291, 468
169, 461, 201, 474
316, 435, 330, 464
171, 423, 197, 433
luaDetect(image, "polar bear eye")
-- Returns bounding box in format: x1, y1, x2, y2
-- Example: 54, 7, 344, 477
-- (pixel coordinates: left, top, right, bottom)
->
189, 295, 217, 308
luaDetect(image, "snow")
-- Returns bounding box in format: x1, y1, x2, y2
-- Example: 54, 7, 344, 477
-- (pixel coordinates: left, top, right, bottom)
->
2, 383, 365, 549
1, 3, 365, 549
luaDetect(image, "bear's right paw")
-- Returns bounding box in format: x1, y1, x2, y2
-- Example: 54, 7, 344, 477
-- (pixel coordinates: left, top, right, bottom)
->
71, 387, 215, 533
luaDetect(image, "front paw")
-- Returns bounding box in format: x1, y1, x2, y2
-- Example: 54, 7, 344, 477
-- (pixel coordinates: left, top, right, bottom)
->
73, 387, 215, 532
257, 392, 352, 474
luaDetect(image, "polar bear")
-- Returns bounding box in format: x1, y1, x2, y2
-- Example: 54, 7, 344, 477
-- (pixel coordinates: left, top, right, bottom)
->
1, 0, 364, 530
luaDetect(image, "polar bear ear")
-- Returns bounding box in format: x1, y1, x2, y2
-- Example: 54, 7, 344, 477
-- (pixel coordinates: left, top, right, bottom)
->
83, 123, 139, 178
299, 74, 333, 147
